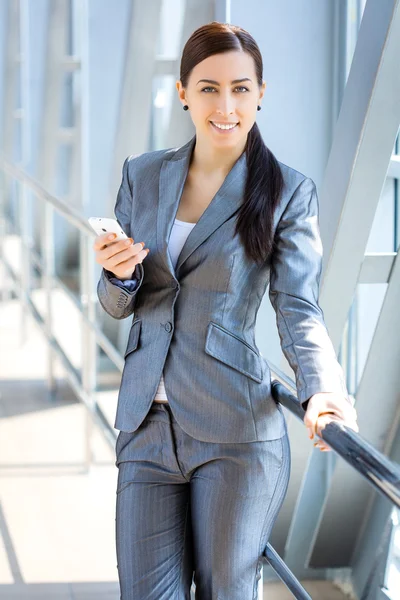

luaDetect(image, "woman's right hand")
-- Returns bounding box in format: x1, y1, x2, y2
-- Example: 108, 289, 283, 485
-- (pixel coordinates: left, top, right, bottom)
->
93, 232, 149, 281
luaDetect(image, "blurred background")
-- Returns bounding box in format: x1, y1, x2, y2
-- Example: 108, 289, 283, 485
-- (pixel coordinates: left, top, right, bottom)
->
0, 0, 400, 599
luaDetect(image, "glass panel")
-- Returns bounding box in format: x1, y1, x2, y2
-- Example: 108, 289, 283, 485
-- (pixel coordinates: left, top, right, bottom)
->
158, 0, 185, 57
345, 0, 370, 85
149, 75, 176, 150
366, 178, 396, 253
149, 0, 186, 150
355, 282, 387, 387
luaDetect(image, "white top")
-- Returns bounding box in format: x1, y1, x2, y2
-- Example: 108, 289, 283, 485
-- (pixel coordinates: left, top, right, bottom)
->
153, 217, 196, 402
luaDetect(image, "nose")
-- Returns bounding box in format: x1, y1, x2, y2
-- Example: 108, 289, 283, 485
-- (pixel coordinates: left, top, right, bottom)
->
215, 89, 236, 116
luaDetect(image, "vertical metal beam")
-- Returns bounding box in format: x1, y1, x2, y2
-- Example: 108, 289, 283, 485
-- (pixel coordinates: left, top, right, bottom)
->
111, 0, 163, 195
36, 0, 73, 274
2, 0, 19, 162
18, 0, 34, 347
318, 0, 400, 351
37, 0, 69, 190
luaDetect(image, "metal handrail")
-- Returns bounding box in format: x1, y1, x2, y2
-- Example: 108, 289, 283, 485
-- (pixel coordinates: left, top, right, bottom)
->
2, 156, 400, 599
271, 380, 400, 508
262, 376, 400, 596
0, 157, 118, 464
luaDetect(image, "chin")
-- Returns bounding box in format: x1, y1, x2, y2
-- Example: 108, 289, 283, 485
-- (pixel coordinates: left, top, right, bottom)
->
211, 134, 245, 147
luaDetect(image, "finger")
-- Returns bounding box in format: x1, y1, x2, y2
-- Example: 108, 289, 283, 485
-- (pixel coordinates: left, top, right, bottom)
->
118, 240, 145, 255
303, 412, 318, 439
93, 232, 117, 251
316, 414, 358, 437
106, 241, 145, 268
102, 239, 144, 263
118, 250, 150, 276
305, 412, 336, 440
317, 398, 355, 422
107, 248, 149, 274
303, 403, 320, 432
304, 405, 337, 437
314, 441, 332, 452
315, 414, 341, 437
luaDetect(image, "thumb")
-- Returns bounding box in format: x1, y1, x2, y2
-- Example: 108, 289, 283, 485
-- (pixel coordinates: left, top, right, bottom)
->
304, 404, 321, 439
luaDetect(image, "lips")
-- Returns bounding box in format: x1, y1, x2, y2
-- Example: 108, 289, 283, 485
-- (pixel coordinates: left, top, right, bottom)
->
210, 121, 239, 132
210, 121, 238, 126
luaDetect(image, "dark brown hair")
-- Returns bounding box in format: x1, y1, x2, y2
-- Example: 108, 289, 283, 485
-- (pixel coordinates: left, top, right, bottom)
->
180, 21, 284, 265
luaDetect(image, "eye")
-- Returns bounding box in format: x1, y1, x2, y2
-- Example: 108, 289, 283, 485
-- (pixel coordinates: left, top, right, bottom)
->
200, 86, 250, 93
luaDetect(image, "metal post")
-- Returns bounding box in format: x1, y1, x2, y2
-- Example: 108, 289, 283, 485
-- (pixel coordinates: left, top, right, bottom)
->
43, 200, 56, 396
79, 228, 98, 471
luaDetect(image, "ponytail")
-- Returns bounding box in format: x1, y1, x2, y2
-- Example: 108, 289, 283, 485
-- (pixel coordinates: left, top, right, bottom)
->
234, 122, 284, 265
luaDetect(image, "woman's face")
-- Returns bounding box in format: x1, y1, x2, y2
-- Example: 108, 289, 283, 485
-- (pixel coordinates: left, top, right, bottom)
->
177, 50, 266, 150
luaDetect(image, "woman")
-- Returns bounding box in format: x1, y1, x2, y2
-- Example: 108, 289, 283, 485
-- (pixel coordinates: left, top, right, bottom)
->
94, 21, 358, 600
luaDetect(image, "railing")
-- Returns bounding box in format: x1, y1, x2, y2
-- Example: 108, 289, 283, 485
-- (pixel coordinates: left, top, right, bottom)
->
1, 157, 400, 599
0, 158, 119, 464
267, 379, 400, 599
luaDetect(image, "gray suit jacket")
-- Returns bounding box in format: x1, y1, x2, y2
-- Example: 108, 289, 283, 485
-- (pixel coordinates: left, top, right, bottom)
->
97, 135, 349, 443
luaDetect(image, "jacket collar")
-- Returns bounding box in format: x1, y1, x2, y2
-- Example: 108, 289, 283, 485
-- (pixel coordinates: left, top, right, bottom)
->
157, 134, 247, 279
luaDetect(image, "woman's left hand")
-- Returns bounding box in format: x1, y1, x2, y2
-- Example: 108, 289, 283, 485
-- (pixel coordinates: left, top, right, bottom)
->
303, 392, 359, 452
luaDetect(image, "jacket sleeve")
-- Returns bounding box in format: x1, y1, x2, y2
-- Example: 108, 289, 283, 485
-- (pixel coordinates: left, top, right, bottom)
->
268, 177, 350, 410
97, 156, 144, 320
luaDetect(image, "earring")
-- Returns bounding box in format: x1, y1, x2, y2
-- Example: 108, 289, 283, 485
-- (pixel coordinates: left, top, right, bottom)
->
183, 105, 189, 111
257, 105, 261, 111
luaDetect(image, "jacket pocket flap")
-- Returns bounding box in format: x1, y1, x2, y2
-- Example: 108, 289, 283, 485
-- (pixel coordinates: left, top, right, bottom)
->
124, 319, 142, 358
205, 321, 263, 383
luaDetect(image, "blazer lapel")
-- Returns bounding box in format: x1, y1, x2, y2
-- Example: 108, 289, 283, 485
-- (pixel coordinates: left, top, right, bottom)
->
157, 134, 247, 280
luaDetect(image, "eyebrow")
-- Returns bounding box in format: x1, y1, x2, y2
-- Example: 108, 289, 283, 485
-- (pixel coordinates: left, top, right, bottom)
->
196, 78, 252, 85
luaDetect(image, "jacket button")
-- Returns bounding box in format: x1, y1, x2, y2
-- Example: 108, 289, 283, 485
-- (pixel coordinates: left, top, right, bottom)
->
164, 322, 173, 332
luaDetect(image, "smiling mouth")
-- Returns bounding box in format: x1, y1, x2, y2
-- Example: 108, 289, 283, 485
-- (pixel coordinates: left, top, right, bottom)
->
210, 121, 239, 131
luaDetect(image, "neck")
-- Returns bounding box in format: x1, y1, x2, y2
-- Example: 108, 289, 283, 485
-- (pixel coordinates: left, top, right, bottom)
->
190, 133, 247, 176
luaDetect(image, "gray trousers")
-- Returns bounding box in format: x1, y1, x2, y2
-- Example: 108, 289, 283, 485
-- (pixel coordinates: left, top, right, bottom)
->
115, 401, 291, 600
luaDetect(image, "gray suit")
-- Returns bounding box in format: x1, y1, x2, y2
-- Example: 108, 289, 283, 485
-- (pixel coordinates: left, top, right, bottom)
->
97, 134, 349, 443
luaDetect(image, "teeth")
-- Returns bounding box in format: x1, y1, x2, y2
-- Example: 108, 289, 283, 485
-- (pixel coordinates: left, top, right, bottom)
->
211, 122, 237, 130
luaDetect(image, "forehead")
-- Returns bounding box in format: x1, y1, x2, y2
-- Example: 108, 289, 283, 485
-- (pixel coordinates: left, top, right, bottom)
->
189, 51, 257, 82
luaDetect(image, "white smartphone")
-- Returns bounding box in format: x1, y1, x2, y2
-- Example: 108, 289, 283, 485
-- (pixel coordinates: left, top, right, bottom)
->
88, 217, 128, 241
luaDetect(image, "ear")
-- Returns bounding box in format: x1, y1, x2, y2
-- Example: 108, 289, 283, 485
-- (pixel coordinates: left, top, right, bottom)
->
259, 81, 267, 103
176, 80, 187, 105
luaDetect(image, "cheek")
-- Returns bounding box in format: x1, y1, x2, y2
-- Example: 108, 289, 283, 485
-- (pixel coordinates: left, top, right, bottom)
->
201, 95, 218, 110
192, 102, 215, 122
191, 107, 210, 124
240, 95, 257, 111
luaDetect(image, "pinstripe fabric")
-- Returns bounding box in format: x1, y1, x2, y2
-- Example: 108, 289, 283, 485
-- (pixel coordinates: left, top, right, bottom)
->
115, 401, 291, 599
97, 136, 349, 598
97, 134, 349, 443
